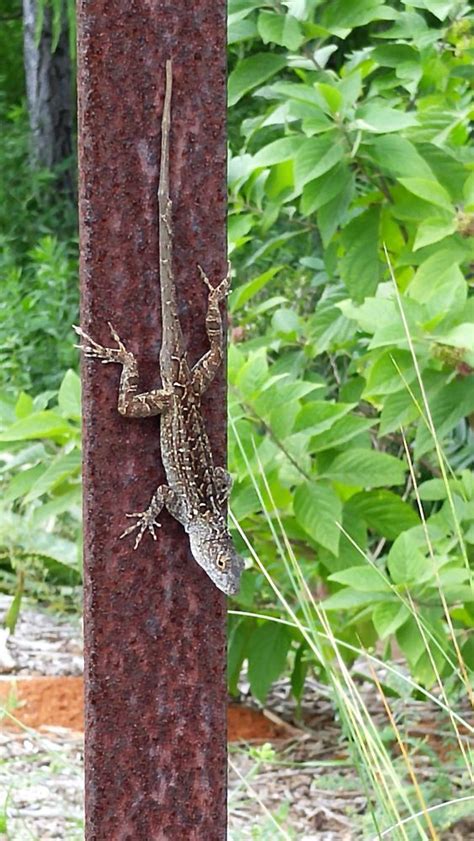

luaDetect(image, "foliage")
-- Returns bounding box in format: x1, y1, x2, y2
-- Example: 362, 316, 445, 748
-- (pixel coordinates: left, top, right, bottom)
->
0, 100, 78, 393
0, 370, 82, 619
226, 0, 474, 701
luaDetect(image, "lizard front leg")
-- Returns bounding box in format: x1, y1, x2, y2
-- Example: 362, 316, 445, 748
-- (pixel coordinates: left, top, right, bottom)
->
120, 485, 189, 549
191, 263, 230, 395
74, 323, 172, 417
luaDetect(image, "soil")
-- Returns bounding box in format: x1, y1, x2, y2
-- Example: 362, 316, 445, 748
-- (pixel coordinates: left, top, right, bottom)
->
0, 675, 291, 741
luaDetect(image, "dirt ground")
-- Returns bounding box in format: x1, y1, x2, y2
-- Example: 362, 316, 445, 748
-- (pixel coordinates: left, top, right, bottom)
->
0, 674, 291, 741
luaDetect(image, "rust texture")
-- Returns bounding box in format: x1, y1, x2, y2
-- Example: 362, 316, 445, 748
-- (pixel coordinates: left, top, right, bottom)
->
77, 2, 228, 839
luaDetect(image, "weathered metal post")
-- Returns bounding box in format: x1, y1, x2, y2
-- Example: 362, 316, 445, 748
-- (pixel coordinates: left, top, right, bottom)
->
77, 3, 228, 838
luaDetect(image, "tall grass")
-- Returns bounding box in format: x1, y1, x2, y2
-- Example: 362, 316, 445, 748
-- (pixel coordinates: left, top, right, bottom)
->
228, 260, 474, 838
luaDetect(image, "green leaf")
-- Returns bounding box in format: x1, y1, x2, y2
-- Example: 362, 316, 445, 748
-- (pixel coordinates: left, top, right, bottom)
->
58, 369, 81, 419
364, 349, 416, 397
294, 135, 345, 192
293, 481, 342, 555
355, 102, 418, 133
5, 586, 23, 635
323, 590, 389, 609
3, 464, 46, 503
329, 565, 390, 592
340, 207, 380, 302
317, 174, 354, 246
294, 401, 355, 434
322, 0, 396, 37
368, 136, 433, 178
301, 163, 352, 216
235, 350, 268, 396
229, 267, 282, 312
398, 177, 454, 211
247, 622, 292, 702
414, 376, 474, 457
257, 10, 303, 51
15, 393, 34, 419
0, 411, 73, 442
413, 215, 457, 250
387, 533, 432, 585
253, 136, 305, 167
24, 451, 81, 503
347, 491, 419, 539
228, 53, 287, 106
372, 602, 409, 638
324, 449, 406, 487
309, 414, 374, 453
434, 323, 474, 353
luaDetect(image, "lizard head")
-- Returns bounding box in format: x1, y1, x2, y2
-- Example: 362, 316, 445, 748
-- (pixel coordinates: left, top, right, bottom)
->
188, 520, 245, 596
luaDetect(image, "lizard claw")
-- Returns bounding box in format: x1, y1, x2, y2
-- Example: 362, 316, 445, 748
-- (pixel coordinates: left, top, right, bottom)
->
73, 323, 131, 363
120, 511, 162, 549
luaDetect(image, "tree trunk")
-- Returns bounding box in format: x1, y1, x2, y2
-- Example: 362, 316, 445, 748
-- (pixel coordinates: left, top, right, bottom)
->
22, 0, 73, 190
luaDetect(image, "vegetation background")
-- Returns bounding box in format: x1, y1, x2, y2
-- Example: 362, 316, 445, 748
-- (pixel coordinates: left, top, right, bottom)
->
0, 1, 474, 835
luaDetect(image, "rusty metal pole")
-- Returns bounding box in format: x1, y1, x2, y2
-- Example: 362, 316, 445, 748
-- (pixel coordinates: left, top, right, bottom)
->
77, 4, 228, 839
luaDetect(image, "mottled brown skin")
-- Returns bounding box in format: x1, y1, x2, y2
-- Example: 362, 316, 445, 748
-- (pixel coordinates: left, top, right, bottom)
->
74, 61, 244, 595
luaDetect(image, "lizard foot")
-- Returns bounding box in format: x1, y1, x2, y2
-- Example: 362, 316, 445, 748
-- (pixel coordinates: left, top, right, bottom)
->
119, 509, 162, 549
73, 322, 131, 364
197, 262, 231, 304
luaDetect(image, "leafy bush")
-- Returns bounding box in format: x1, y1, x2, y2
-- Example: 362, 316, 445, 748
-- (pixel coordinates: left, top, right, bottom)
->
226, 0, 474, 700
0, 370, 82, 618
0, 100, 78, 394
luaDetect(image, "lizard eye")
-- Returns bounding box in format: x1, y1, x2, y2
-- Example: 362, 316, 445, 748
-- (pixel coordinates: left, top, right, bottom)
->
216, 557, 227, 571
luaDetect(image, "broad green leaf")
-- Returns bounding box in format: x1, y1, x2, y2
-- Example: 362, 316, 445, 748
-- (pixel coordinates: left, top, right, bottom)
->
294, 135, 345, 192
414, 376, 474, 457
340, 207, 380, 302
368, 136, 433, 178
413, 215, 457, 250
355, 102, 419, 133
301, 163, 352, 216
257, 10, 303, 51
228, 53, 287, 106
323, 590, 390, 609
463, 172, 474, 210
324, 449, 406, 487
408, 263, 466, 320
58, 369, 81, 419
387, 533, 432, 585
317, 174, 354, 246
364, 349, 416, 396
228, 18, 258, 45
294, 401, 355, 434
271, 307, 301, 337
347, 490, 419, 539
309, 414, 374, 453
253, 136, 305, 167
235, 350, 268, 396
3, 464, 46, 503
229, 267, 282, 312
329, 565, 390, 592
24, 451, 82, 502
314, 82, 343, 115
31, 489, 82, 527
15, 393, 34, 419
293, 481, 342, 555
398, 177, 454, 211
322, 0, 396, 37
247, 622, 292, 702
0, 411, 73, 442
434, 323, 474, 353
372, 603, 410, 638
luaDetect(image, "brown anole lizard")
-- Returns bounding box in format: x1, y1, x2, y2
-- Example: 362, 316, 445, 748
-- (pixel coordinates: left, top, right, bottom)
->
74, 60, 244, 595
